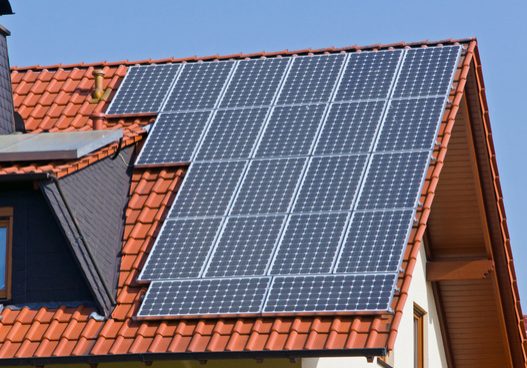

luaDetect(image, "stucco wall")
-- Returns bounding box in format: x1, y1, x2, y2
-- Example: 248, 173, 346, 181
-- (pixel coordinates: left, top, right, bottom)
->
392, 244, 447, 368
303, 356, 372, 368
303, 245, 448, 368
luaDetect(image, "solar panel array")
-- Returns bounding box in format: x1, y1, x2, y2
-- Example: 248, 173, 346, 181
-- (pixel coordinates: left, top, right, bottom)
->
111, 45, 461, 318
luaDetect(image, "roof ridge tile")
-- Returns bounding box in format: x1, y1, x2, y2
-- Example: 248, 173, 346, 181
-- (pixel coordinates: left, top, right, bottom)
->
11, 38, 475, 72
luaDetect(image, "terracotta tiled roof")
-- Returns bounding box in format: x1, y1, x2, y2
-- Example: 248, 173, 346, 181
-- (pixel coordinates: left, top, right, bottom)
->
11, 63, 126, 132
0, 306, 100, 359
7, 60, 155, 178
0, 168, 393, 360
6, 38, 473, 176
0, 38, 524, 365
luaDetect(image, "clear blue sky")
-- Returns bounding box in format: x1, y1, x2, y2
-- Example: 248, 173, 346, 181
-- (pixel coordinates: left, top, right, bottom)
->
3, 0, 526, 308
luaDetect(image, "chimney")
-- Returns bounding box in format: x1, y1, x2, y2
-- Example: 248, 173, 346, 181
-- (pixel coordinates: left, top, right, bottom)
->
0, 25, 14, 134
0, 0, 15, 135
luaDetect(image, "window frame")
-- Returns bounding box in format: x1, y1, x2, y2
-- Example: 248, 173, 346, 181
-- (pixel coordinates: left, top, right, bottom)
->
414, 303, 426, 368
0, 207, 13, 300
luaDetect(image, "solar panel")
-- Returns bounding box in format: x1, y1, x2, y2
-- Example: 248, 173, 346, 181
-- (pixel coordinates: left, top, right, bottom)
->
335, 209, 414, 273
335, 49, 403, 102
270, 213, 348, 275
264, 274, 396, 313
195, 107, 269, 161
204, 215, 286, 277
393, 45, 461, 98
162, 61, 235, 112
356, 151, 430, 210
169, 161, 247, 218
136, 111, 211, 165
139, 218, 222, 280
220, 58, 290, 108
293, 155, 367, 213
107, 64, 180, 114
138, 277, 270, 317
255, 104, 326, 158
314, 101, 385, 155
376, 97, 445, 151
127, 45, 462, 318
277, 53, 346, 105
230, 158, 307, 215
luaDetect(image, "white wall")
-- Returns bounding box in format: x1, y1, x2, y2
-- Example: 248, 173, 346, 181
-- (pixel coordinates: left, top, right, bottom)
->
303, 356, 372, 368
392, 245, 448, 368
303, 246, 448, 368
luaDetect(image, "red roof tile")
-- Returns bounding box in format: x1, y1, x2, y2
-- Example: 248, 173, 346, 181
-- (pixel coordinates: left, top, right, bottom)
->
0, 38, 524, 366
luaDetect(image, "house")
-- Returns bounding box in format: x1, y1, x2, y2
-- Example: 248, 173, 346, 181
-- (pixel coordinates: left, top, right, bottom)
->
0, 24, 524, 368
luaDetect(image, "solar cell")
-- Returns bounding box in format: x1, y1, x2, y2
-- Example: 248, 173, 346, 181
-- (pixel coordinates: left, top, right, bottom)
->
107, 64, 180, 114
169, 161, 247, 218
270, 213, 348, 275
136, 111, 211, 165
376, 97, 445, 152
205, 215, 286, 277
264, 274, 396, 313
139, 218, 222, 280
195, 107, 269, 161
393, 45, 460, 98
314, 101, 384, 155
277, 53, 346, 105
335, 209, 413, 273
163, 61, 234, 112
231, 158, 307, 215
335, 50, 403, 102
138, 277, 270, 317
293, 155, 367, 213
356, 151, 430, 210
220, 58, 290, 108
255, 104, 326, 158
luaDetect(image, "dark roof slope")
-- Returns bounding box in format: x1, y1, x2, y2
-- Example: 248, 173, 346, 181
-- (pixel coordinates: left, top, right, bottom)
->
41, 146, 134, 315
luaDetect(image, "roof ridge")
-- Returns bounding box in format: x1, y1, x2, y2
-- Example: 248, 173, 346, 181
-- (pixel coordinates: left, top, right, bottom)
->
10, 37, 476, 72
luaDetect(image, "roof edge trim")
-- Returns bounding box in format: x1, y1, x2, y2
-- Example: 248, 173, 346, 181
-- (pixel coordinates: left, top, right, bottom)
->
0, 348, 388, 366
469, 44, 527, 365
385, 40, 477, 351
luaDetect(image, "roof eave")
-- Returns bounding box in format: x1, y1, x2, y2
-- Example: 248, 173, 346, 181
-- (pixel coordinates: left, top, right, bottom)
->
0, 347, 388, 366
467, 43, 527, 366
423, 40, 526, 366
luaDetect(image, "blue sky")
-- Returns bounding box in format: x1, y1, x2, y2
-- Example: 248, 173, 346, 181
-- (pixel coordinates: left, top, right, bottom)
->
3, 0, 526, 308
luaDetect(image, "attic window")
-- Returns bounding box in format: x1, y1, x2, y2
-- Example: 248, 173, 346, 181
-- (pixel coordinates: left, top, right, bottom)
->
0, 207, 12, 300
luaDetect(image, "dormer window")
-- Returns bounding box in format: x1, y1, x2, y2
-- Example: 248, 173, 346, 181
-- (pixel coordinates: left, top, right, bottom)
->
0, 207, 12, 300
